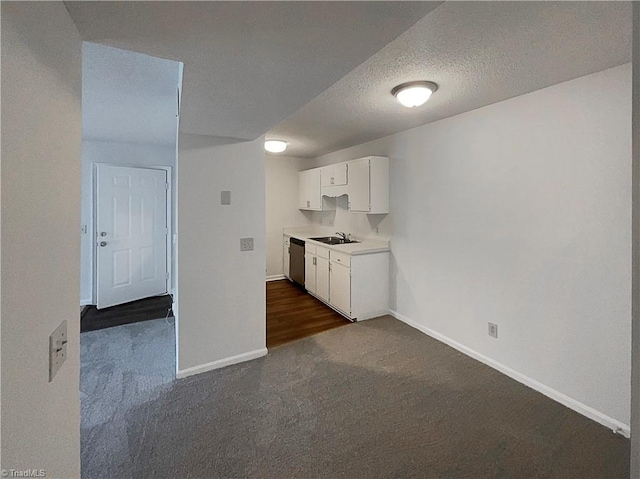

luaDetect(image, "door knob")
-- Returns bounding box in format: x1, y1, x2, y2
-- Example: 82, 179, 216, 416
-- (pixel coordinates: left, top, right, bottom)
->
99, 241, 107, 247
100, 232, 107, 237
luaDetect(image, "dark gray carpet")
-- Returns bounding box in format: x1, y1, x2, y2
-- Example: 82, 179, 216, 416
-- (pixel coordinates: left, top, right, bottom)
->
81, 316, 629, 479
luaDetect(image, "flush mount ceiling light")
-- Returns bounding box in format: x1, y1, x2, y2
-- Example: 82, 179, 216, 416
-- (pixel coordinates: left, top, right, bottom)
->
391, 81, 438, 108
264, 139, 288, 153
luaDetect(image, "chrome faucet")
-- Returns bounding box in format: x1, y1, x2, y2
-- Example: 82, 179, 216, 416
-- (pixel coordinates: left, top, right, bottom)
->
336, 231, 349, 241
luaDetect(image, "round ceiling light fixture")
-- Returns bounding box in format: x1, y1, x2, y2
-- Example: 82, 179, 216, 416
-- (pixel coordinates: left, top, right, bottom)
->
264, 139, 288, 153
391, 81, 438, 108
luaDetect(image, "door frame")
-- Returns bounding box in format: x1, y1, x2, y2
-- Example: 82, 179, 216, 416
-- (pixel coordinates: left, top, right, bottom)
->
91, 163, 173, 304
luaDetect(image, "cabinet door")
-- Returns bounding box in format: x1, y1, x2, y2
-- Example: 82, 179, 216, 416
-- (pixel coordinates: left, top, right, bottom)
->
348, 158, 370, 212
299, 170, 310, 209
333, 163, 348, 186
330, 262, 351, 315
316, 256, 330, 302
283, 240, 290, 279
305, 253, 316, 293
321, 166, 333, 187
309, 168, 322, 210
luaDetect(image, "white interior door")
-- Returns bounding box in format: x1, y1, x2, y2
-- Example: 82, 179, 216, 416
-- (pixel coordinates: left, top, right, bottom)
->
96, 165, 168, 309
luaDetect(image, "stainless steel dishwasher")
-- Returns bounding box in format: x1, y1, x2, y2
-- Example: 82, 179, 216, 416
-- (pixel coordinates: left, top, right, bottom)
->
289, 237, 305, 287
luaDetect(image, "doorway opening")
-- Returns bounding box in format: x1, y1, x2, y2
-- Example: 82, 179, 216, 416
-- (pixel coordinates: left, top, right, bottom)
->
79, 42, 183, 462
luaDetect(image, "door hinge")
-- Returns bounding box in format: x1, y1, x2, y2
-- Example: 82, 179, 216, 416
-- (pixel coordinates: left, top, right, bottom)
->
165, 183, 169, 190
166, 272, 170, 279
166, 227, 169, 235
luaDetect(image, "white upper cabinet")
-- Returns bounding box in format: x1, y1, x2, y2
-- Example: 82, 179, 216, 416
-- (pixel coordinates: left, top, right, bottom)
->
348, 156, 389, 214
321, 163, 348, 187
299, 168, 322, 210
320, 166, 332, 188
348, 158, 369, 212
299, 157, 387, 213
333, 163, 348, 186
298, 170, 309, 209
309, 168, 322, 209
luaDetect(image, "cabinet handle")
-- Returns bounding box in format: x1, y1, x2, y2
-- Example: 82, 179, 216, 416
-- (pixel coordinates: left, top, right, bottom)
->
313, 256, 316, 266
331, 177, 334, 184
307, 200, 310, 207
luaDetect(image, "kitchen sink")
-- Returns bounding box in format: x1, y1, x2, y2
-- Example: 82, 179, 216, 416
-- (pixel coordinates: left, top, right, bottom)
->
310, 236, 360, 245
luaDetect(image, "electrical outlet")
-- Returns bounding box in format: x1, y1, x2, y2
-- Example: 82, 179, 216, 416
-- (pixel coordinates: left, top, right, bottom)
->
488, 322, 498, 339
240, 237, 254, 251
49, 320, 68, 382
221, 190, 231, 205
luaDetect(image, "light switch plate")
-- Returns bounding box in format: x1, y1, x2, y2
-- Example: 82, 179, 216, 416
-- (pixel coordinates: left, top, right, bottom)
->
240, 237, 254, 251
49, 320, 68, 382
221, 190, 231, 205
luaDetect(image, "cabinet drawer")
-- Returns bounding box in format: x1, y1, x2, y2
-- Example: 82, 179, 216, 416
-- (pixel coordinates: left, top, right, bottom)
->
330, 250, 351, 267
317, 246, 330, 260
305, 243, 316, 255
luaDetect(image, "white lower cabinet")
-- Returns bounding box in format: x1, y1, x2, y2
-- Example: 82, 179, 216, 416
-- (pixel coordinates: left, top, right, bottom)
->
329, 261, 351, 315
302, 240, 389, 321
305, 248, 316, 293
283, 236, 290, 280
316, 258, 330, 303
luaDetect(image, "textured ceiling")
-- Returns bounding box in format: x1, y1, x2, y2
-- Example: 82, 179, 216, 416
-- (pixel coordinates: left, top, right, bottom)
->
268, 1, 633, 158
65, 1, 441, 141
82, 42, 180, 145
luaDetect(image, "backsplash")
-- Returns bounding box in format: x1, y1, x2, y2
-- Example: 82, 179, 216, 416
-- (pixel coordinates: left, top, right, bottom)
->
308, 195, 391, 241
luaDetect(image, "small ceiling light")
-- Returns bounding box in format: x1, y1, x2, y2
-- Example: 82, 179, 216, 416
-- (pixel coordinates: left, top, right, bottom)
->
392, 81, 438, 108
264, 139, 287, 153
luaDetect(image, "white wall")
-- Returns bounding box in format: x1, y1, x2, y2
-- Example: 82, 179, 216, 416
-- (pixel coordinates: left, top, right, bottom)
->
266, 154, 312, 278
1, 2, 82, 475
80, 139, 177, 303
176, 135, 267, 375
313, 64, 633, 429
631, 2, 640, 475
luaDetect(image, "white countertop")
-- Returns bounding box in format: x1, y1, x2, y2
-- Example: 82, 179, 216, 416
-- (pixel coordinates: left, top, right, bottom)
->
283, 227, 390, 255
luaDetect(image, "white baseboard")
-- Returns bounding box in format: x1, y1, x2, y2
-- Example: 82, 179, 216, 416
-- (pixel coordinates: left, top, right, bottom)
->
357, 309, 392, 321
266, 274, 287, 282
389, 310, 631, 438
176, 348, 268, 379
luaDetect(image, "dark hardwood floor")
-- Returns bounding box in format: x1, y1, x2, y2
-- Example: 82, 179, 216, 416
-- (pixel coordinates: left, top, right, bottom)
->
82, 281, 346, 346
81, 295, 173, 332
267, 279, 351, 348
